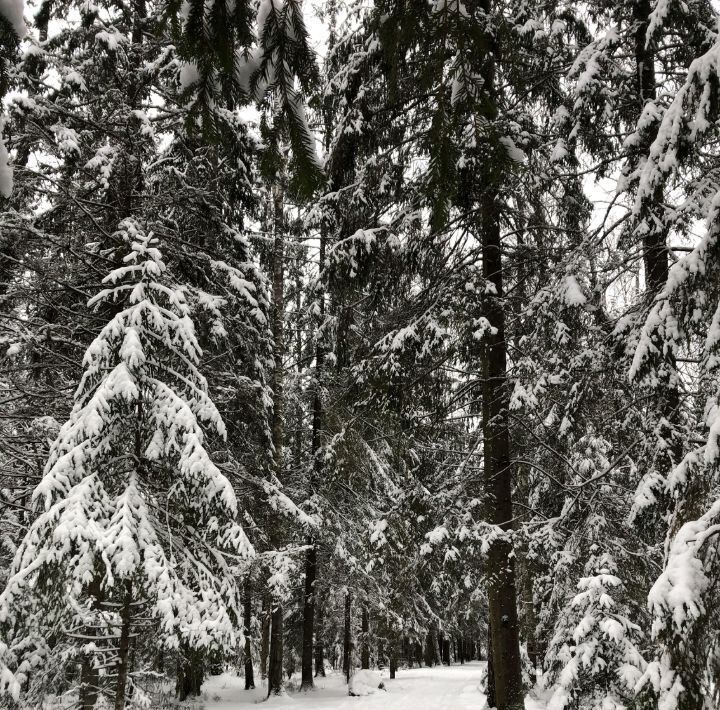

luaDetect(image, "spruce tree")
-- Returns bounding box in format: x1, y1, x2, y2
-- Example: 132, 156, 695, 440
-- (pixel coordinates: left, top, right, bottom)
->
0, 226, 253, 708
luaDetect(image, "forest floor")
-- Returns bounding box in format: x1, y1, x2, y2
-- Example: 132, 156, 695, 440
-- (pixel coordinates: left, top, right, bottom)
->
200, 662, 550, 710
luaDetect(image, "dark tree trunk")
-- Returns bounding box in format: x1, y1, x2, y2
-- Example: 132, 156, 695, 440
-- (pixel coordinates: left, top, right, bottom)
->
270, 188, 286, 478
302, 220, 326, 691
176, 661, 189, 701
343, 592, 352, 683
260, 597, 270, 680
268, 604, 284, 696
486, 623, 496, 709
424, 632, 434, 667
361, 608, 370, 670
114, 580, 133, 710
389, 645, 397, 679
244, 586, 255, 690
267, 184, 286, 698
301, 542, 317, 690
632, 0, 667, 295
632, 0, 679, 463
176, 646, 203, 701
468, 2, 523, 708
481, 190, 524, 710
314, 585, 325, 677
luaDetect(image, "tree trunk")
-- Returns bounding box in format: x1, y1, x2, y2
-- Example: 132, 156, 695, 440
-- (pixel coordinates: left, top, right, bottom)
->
481, 188, 524, 710
314, 585, 325, 677
486, 623, 496, 709
260, 597, 270, 680
301, 542, 317, 689
632, 0, 679, 465
176, 647, 203, 701
467, 1, 522, 707
244, 585, 255, 690
424, 632, 434, 667
632, 0, 667, 295
361, 608, 370, 670
114, 580, 133, 710
267, 183, 286, 697
343, 592, 352, 683
389, 643, 397, 679
268, 604, 284, 696
302, 220, 326, 691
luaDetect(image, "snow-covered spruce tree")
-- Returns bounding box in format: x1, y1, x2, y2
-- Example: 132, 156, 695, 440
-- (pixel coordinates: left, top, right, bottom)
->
560, 0, 716, 533
622, 13, 720, 710
545, 550, 647, 710
0, 224, 253, 709
509, 249, 658, 705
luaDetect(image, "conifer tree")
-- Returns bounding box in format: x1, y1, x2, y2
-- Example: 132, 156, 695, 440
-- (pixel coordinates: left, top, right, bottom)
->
0, 226, 253, 708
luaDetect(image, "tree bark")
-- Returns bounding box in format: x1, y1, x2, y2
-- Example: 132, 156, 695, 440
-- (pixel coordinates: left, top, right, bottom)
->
343, 592, 352, 683
267, 183, 286, 697
486, 622, 496, 709
114, 580, 133, 710
314, 585, 326, 677
632, 0, 667, 294
301, 220, 326, 691
268, 604, 284, 696
300, 543, 317, 689
176, 646, 203, 701
424, 631, 434, 667
480, 189, 524, 710
632, 0, 678, 452
244, 585, 255, 690
260, 598, 270, 680
361, 608, 370, 670
474, 6, 523, 703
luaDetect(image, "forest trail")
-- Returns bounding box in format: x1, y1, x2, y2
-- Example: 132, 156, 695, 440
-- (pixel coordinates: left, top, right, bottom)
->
203, 662, 492, 710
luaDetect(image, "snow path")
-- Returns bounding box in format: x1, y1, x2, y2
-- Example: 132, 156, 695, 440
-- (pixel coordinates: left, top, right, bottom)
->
202, 662, 490, 710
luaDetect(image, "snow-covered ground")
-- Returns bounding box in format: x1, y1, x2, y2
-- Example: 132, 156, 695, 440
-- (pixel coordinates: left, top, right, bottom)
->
201, 662, 550, 710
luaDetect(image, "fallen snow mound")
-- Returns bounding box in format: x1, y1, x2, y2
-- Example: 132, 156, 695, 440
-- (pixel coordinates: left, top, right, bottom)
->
349, 669, 386, 696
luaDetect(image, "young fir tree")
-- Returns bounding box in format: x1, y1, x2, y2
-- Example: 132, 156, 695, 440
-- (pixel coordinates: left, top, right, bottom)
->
545, 551, 647, 710
0, 225, 253, 708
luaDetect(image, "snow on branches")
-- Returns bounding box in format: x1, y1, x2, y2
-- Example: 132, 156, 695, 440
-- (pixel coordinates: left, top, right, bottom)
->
0, 224, 252, 705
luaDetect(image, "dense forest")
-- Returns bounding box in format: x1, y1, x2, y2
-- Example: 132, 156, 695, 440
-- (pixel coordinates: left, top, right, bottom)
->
1, 0, 720, 709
